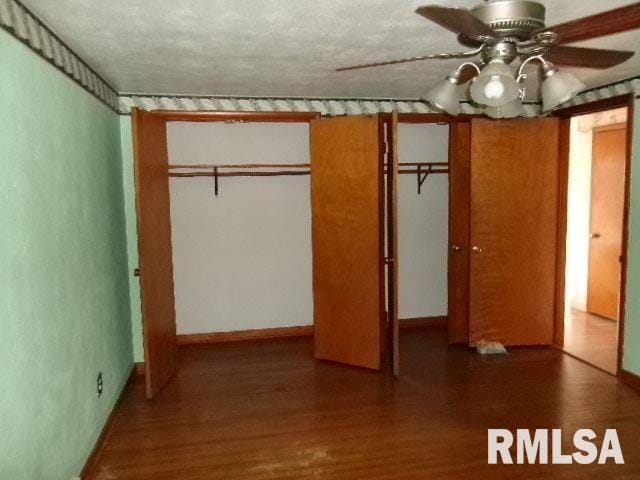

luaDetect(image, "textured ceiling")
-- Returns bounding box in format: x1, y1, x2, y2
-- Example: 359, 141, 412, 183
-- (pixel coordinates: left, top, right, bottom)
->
22, 0, 640, 98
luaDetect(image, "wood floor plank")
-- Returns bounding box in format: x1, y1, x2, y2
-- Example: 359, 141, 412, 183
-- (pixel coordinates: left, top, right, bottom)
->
564, 308, 619, 374
89, 328, 640, 479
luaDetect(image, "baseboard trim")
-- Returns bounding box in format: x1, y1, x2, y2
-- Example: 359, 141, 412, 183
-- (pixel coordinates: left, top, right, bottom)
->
176, 316, 447, 346
177, 325, 314, 345
620, 369, 640, 393
80, 365, 136, 479
400, 316, 447, 329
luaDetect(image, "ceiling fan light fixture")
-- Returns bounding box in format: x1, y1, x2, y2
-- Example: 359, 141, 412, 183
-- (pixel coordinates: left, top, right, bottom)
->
484, 98, 525, 119
423, 75, 461, 116
540, 66, 586, 111
339, 2, 640, 118
469, 59, 520, 107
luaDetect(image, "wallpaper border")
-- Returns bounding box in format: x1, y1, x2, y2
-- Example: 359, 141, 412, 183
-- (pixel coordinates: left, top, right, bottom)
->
117, 94, 543, 117
0, 0, 119, 112
116, 77, 640, 116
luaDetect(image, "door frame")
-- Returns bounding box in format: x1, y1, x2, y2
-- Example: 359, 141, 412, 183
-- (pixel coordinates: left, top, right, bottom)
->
132, 109, 320, 390
553, 94, 635, 377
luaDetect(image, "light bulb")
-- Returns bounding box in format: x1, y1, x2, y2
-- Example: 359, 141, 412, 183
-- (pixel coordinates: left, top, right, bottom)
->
484, 76, 505, 100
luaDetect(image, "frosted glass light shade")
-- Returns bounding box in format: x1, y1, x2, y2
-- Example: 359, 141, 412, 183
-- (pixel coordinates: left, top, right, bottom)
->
470, 60, 520, 107
541, 70, 585, 111
423, 76, 460, 116
484, 98, 525, 119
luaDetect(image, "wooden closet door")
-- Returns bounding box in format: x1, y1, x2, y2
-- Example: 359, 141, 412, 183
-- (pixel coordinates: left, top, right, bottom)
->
132, 109, 178, 398
587, 125, 627, 320
448, 122, 471, 344
469, 118, 560, 346
310, 115, 385, 370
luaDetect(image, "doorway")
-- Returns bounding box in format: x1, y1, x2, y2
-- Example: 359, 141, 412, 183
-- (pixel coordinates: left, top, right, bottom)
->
562, 107, 629, 374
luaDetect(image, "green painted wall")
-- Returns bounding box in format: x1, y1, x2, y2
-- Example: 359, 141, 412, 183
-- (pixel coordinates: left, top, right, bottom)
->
624, 101, 640, 375
0, 31, 133, 480
119, 116, 144, 362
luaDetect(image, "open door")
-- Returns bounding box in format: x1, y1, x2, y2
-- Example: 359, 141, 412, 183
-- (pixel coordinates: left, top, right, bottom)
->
469, 118, 560, 346
587, 124, 627, 320
310, 115, 385, 370
386, 112, 400, 375
132, 109, 178, 398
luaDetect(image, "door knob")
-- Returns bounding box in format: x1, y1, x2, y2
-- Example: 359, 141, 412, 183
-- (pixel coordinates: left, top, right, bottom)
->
471, 245, 483, 254
451, 245, 462, 252
590, 233, 601, 239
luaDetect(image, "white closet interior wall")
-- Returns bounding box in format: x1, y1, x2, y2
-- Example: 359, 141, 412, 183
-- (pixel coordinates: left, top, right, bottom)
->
397, 123, 449, 319
168, 122, 313, 334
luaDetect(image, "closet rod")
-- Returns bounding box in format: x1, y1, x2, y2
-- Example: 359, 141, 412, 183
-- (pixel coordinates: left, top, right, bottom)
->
168, 162, 449, 196
396, 162, 448, 167
397, 169, 448, 174
169, 169, 448, 176
168, 162, 448, 171
170, 171, 309, 177
169, 163, 309, 170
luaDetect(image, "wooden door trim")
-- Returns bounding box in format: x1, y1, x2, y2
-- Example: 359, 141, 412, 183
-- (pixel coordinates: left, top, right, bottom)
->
146, 110, 320, 123
384, 112, 400, 375
554, 118, 571, 347
552, 93, 634, 376
374, 113, 482, 124
554, 95, 633, 118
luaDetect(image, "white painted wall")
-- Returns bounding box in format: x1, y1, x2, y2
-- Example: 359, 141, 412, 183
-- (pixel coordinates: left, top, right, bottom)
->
565, 108, 627, 312
397, 124, 449, 319
168, 122, 313, 334
168, 121, 449, 335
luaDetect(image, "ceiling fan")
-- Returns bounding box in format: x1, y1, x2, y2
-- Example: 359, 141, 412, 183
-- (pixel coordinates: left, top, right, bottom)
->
337, 1, 640, 118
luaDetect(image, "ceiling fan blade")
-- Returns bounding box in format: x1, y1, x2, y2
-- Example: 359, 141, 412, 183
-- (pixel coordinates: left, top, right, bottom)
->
459, 65, 480, 84
545, 46, 634, 69
335, 50, 481, 72
535, 3, 640, 44
415, 5, 496, 40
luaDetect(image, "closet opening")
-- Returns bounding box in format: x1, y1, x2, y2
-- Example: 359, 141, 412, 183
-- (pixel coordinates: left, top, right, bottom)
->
555, 96, 634, 375
133, 110, 319, 398
167, 120, 315, 345
392, 118, 450, 367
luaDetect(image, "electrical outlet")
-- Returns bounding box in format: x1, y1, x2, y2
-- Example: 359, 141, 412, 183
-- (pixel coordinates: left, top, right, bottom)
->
96, 372, 103, 397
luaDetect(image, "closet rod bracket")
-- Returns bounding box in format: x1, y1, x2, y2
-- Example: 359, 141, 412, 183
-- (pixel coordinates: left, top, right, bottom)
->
417, 165, 433, 195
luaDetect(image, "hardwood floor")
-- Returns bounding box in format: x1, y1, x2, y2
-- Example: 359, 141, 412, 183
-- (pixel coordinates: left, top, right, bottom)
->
89, 327, 640, 479
564, 308, 619, 374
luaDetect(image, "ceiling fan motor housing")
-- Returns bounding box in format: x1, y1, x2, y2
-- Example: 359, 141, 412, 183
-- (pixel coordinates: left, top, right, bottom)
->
459, 0, 546, 48
472, 0, 546, 38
